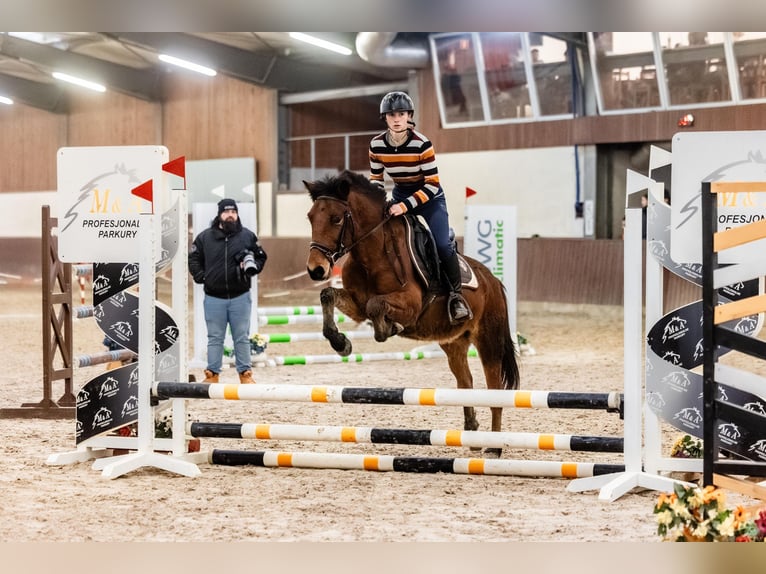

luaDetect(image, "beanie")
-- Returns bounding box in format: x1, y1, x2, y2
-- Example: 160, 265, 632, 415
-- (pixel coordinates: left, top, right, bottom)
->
217, 198, 238, 216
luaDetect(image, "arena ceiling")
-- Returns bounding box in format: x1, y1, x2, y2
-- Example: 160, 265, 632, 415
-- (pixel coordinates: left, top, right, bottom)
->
0, 32, 430, 113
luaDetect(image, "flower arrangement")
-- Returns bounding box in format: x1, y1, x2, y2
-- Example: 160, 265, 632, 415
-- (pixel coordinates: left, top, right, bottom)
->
250, 332, 269, 355
654, 482, 766, 542
155, 409, 196, 439
516, 332, 536, 356
670, 434, 703, 459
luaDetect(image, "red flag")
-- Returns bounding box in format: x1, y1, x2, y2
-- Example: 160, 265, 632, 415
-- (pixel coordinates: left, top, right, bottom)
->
163, 156, 186, 179
131, 179, 154, 212
466, 187, 477, 199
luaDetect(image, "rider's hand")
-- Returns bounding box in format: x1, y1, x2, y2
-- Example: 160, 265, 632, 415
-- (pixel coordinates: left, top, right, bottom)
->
388, 202, 405, 217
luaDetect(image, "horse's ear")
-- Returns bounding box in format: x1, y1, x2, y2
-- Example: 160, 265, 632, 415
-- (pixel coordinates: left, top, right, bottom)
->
338, 179, 351, 200
303, 180, 317, 200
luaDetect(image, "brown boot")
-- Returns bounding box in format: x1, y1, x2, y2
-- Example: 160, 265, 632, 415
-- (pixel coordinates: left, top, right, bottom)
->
239, 370, 256, 384
203, 369, 219, 383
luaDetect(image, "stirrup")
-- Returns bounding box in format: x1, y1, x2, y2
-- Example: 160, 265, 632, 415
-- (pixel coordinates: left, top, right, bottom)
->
447, 293, 473, 324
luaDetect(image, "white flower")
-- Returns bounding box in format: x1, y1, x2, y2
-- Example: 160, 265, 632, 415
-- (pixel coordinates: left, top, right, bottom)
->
718, 513, 737, 537
656, 510, 674, 526
692, 522, 709, 539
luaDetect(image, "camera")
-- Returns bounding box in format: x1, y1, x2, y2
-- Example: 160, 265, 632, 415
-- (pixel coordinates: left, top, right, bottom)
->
237, 250, 259, 277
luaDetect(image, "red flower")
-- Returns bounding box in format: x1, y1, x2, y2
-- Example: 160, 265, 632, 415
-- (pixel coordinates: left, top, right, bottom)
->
754, 510, 766, 535
736, 535, 752, 542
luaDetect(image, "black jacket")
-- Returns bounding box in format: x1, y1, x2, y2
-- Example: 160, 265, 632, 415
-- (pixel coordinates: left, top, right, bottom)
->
188, 223, 267, 299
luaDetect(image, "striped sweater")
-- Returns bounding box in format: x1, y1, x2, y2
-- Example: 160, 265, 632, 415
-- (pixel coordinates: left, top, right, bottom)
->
368, 129, 443, 212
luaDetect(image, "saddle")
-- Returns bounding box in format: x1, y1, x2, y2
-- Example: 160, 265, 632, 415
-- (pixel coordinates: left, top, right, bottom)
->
402, 214, 478, 293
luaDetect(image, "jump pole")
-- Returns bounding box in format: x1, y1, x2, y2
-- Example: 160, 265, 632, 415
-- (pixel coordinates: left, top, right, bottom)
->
257, 305, 323, 316
74, 349, 136, 368
155, 382, 622, 411
209, 449, 625, 478
265, 348, 477, 366
190, 421, 624, 452
257, 314, 349, 326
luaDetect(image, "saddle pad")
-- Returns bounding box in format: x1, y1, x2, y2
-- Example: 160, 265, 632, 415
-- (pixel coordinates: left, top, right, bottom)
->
403, 215, 478, 290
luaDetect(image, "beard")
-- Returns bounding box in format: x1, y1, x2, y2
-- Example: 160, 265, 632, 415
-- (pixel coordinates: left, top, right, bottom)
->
220, 219, 239, 234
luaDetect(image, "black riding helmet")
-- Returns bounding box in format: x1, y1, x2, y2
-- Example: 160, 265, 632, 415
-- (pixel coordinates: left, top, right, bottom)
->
379, 91, 414, 120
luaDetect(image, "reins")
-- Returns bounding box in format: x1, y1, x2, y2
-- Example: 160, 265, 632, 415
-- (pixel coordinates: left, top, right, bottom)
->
309, 195, 392, 264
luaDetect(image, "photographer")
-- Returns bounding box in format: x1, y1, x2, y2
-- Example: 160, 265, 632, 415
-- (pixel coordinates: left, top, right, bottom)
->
188, 198, 267, 384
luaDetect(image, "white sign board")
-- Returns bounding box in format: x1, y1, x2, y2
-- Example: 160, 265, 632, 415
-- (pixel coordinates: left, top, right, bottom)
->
57, 146, 168, 262
463, 204, 517, 338
671, 131, 766, 264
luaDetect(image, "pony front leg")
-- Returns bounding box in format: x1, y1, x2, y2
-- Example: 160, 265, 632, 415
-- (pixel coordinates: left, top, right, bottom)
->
319, 286, 354, 356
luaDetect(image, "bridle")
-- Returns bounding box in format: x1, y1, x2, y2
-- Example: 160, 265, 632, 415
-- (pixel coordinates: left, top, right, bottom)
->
309, 195, 391, 265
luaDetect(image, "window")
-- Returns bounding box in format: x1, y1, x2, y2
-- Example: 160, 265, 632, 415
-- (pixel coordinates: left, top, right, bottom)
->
732, 32, 766, 101
433, 33, 483, 124
659, 32, 730, 105
530, 35, 573, 116
590, 32, 660, 111
480, 32, 528, 119
433, 32, 577, 127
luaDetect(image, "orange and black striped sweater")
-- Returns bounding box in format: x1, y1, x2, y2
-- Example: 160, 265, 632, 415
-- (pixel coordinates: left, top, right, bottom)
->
368, 129, 443, 213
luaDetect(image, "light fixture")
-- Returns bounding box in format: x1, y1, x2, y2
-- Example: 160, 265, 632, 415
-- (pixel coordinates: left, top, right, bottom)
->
158, 54, 217, 77
52, 72, 106, 93
289, 32, 352, 56
0, 95, 12, 105
677, 113, 695, 127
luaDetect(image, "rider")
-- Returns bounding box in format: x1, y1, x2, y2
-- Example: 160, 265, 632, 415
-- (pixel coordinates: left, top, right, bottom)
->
368, 91, 472, 324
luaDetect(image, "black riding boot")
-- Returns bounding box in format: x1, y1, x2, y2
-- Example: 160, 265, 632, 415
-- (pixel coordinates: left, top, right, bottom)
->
442, 252, 473, 324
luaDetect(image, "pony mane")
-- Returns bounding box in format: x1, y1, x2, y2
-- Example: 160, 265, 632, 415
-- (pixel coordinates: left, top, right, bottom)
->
307, 170, 386, 204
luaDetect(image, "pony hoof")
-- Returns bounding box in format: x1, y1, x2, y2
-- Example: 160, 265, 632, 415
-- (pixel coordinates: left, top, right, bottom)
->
328, 334, 352, 356
483, 448, 502, 459
334, 340, 352, 356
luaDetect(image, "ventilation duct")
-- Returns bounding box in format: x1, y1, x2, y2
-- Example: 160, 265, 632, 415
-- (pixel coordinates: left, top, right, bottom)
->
355, 33, 429, 69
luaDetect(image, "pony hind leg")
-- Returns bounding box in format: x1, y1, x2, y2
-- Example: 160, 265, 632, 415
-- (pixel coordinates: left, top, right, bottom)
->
471, 323, 520, 459
319, 287, 353, 356
440, 339, 479, 433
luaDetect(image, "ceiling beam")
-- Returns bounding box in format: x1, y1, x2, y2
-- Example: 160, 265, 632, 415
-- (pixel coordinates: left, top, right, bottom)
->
113, 33, 277, 83
0, 34, 161, 101
0, 73, 67, 113
113, 32, 402, 93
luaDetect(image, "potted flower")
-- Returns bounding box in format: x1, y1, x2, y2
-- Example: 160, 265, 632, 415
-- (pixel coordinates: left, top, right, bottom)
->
670, 434, 703, 459
654, 482, 766, 542
250, 332, 268, 355
155, 409, 200, 452
249, 332, 269, 365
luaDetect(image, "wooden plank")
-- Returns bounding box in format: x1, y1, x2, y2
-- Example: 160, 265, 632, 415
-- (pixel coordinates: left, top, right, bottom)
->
714, 294, 766, 324
714, 218, 766, 252
714, 473, 766, 501
711, 181, 766, 194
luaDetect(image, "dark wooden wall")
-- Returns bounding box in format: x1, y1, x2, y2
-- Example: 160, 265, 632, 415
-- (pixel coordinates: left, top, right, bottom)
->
257, 236, 700, 311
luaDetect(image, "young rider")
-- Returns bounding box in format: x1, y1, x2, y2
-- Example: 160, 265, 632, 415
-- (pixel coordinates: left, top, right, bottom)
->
368, 91, 472, 324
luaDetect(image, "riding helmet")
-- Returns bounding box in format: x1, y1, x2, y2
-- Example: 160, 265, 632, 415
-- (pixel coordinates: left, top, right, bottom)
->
379, 91, 414, 119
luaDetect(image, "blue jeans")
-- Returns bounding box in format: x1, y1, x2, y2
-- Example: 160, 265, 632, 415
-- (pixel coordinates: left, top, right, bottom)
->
203, 291, 252, 374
